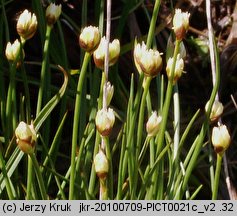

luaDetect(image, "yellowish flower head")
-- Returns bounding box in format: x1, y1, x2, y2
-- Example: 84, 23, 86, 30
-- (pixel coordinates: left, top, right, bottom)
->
212, 124, 231, 155
46, 3, 62, 26
134, 41, 162, 77
17, 9, 37, 40
79, 26, 101, 52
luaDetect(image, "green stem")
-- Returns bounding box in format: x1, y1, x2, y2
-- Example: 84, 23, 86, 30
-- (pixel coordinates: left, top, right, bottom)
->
5, 63, 16, 144
146, 0, 161, 48
116, 124, 127, 199
212, 153, 223, 200
132, 76, 152, 199
104, 136, 113, 199
136, 76, 152, 159
26, 156, 33, 199
20, 64, 31, 123
0, 147, 14, 199
156, 40, 181, 155
69, 52, 91, 200
36, 25, 52, 115
126, 73, 144, 199
29, 153, 47, 200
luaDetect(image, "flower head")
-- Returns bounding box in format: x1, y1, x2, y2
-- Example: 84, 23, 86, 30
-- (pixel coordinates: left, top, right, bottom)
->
212, 124, 231, 155
205, 100, 224, 122
15, 121, 37, 154
17, 9, 37, 40
95, 108, 115, 136
166, 54, 184, 84
94, 149, 109, 179
93, 37, 120, 69
146, 111, 162, 137
134, 41, 162, 77
5, 39, 24, 62
79, 26, 101, 52
173, 9, 190, 40
46, 3, 62, 26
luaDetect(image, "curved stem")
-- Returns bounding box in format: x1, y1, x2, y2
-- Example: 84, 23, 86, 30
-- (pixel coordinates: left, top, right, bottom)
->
212, 154, 223, 200
69, 52, 91, 200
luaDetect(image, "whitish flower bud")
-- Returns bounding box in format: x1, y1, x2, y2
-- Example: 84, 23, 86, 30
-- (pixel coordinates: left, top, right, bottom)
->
5, 39, 24, 62
79, 26, 100, 52
94, 149, 109, 179
95, 108, 115, 136
173, 9, 190, 40
17, 10, 37, 41
134, 41, 162, 77
46, 3, 62, 26
104, 82, 114, 106
205, 100, 224, 122
166, 54, 184, 84
15, 121, 37, 154
212, 124, 231, 154
146, 111, 162, 137
93, 37, 120, 69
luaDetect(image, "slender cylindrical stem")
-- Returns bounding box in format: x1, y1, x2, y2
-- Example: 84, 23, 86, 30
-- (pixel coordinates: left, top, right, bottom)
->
36, 25, 52, 115
29, 153, 47, 200
156, 40, 181, 155
69, 52, 91, 199
212, 154, 223, 200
